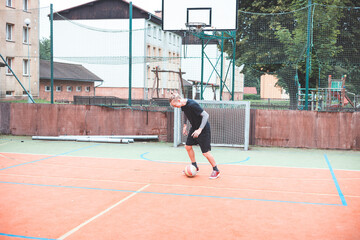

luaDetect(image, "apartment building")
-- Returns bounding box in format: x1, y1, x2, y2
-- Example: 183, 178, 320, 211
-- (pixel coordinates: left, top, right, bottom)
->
0, 0, 39, 99
52, 0, 182, 100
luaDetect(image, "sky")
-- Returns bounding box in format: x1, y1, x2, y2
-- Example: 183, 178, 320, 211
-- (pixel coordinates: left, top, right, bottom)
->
40, 0, 162, 14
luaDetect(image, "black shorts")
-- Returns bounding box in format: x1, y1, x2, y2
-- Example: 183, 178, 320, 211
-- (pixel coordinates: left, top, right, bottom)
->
186, 127, 211, 153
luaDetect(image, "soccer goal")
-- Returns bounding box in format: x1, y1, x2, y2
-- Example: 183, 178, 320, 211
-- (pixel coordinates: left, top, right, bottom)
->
174, 100, 250, 150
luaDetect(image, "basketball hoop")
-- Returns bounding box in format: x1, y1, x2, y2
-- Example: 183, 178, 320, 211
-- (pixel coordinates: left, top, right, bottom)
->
185, 22, 206, 33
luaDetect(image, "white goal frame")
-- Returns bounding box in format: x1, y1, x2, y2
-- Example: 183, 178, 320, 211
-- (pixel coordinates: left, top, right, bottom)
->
174, 100, 250, 150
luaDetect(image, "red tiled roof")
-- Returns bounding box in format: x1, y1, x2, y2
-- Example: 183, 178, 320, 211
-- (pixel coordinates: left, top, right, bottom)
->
244, 87, 257, 94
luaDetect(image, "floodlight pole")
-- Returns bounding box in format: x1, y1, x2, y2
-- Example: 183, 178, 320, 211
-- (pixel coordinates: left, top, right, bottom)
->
305, 0, 312, 110
24, 18, 32, 103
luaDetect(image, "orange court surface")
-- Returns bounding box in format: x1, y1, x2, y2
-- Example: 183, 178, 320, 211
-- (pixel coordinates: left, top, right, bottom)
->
0, 136, 359, 240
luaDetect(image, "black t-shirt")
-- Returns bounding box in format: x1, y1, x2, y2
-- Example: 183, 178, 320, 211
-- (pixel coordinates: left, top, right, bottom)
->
181, 99, 209, 129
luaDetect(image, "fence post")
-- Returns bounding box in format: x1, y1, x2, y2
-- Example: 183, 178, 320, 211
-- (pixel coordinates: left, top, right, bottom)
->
128, 2, 132, 106
305, 0, 312, 110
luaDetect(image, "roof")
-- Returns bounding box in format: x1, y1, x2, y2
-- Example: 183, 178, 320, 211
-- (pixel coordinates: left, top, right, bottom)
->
244, 87, 257, 94
53, 0, 162, 26
40, 59, 103, 82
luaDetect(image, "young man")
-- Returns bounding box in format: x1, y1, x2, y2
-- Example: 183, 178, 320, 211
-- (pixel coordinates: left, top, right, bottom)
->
169, 93, 220, 179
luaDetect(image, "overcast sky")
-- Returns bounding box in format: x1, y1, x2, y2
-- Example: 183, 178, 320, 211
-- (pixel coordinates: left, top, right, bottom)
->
40, 0, 162, 13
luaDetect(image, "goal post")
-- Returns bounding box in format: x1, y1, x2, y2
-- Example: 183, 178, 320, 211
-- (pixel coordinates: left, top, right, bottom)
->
174, 100, 250, 150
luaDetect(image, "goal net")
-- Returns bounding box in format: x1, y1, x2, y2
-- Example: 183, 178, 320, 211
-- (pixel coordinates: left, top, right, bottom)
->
174, 100, 250, 150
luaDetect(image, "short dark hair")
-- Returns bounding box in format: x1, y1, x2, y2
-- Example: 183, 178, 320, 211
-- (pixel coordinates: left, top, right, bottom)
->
168, 92, 182, 104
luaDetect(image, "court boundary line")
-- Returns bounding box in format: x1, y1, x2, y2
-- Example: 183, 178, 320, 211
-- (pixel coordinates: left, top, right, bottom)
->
0, 232, 56, 240
0, 180, 344, 206
1, 151, 360, 172
3, 172, 360, 197
140, 152, 251, 165
57, 184, 150, 240
0, 144, 101, 171
324, 154, 347, 206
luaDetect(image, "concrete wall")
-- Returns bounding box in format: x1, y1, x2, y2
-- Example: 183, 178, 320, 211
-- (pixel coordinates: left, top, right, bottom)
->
0, 103, 170, 141
254, 110, 360, 150
1, 103, 359, 150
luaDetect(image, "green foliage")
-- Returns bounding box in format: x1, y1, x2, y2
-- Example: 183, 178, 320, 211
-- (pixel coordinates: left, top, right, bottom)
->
39, 37, 51, 60
225, 0, 360, 109
243, 94, 261, 100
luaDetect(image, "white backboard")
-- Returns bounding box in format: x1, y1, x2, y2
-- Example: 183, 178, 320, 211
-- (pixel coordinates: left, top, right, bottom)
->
162, 0, 238, 31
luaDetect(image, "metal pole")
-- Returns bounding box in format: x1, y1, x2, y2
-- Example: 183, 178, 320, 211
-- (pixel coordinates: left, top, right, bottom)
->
0, 54, 35, 103
220, 32, 224, 100
27, 23, 31, 103
231, 31, 236, 101
128, 2, 132, 106
305, 0, 312, 110
50, 4, 54, 104
200, 39, 204, 100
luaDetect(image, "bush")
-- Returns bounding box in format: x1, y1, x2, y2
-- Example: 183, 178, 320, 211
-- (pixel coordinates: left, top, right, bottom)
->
243, 94, 261, 100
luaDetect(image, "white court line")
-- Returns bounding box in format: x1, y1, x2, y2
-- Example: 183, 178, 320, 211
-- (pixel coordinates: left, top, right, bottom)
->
57, 184, 150, 240
3, 172, 360, 198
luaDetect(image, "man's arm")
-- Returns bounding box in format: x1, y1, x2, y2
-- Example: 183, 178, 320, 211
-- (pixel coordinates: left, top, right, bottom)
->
183, 114, 188, 136
191, 110, 209, 138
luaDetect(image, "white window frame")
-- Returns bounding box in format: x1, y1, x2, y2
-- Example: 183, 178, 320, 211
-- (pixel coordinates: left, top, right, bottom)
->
147, 24, 151, 37
45, 86, 51, 92
56, 86, 62, 92
6, 0, 12, 7
158, 29, 162, 41
67, 86, 73, 92
6, 91, 14, 96
23, 59, 29, 76
6, 23, 13, 41
23, 0, 28, 11
153, 26, 157, 39
5, 57, 13, 75
85, 86, 90, 92
23, 27, 30, 44
76, 86, 82, 92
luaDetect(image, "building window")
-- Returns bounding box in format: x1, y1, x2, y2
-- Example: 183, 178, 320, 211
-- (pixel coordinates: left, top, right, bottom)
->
67, 86, 72, 92
158, 29, 162, 41
23, 0, 28, 11
23, 91, 28, 95
76, 86, 82, 92
45, 86, 51, 92
23, 27, 30, 44
85, 86, 90, 92
56, 86, 62, 92
6, 0, 12, 7
147, 24, 151, 37
168, 33, 172, 44
23, 59, 29, 76
5, 57, 13, 75
153, 26, 157, 39
6, 91, 14, 96
6, 23, 14, 41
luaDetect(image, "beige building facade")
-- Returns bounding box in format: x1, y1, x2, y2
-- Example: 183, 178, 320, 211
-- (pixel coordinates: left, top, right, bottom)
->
0, 0, 39, 99
260, 74, 289, 99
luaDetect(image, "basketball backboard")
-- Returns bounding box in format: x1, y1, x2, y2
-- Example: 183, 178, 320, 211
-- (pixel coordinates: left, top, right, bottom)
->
162, 0, 238, 31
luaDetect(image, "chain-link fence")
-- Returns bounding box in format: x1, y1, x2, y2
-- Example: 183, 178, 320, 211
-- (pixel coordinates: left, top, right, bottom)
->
1, 3, 359, 111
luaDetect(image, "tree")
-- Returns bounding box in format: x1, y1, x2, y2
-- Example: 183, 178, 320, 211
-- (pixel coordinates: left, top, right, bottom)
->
39, 37, 51, 60
226, 0, 360, 108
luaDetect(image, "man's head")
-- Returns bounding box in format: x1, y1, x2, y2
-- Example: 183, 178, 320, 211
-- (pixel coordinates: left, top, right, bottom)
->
169, 93, 184, 108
